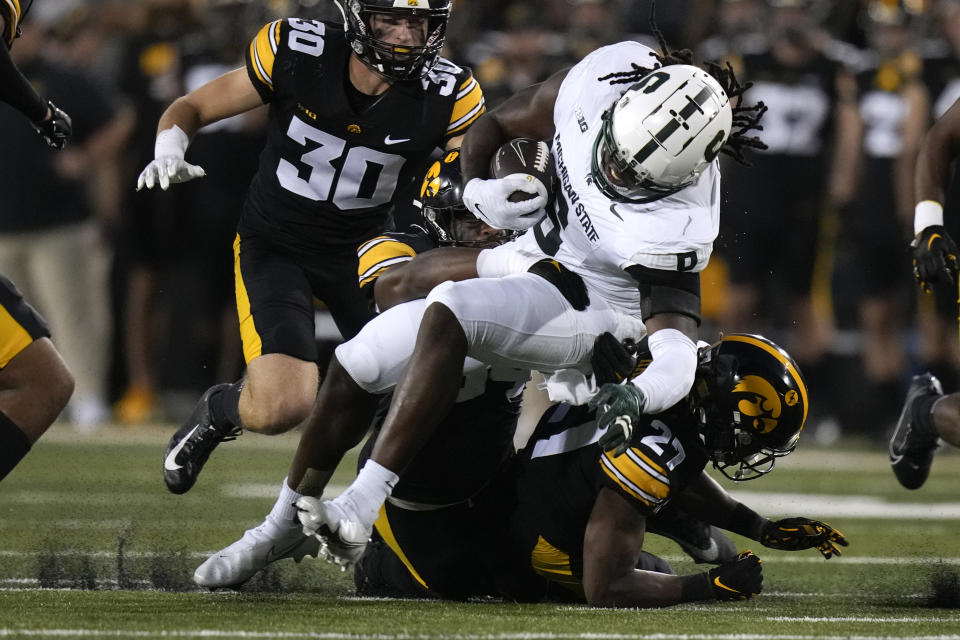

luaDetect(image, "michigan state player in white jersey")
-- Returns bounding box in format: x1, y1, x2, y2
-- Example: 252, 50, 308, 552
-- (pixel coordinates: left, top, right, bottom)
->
294, 34, 768, 566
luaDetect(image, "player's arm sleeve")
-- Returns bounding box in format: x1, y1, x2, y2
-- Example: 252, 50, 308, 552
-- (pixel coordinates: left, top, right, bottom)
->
245, 19, 284, 103
357, 235, 418, 312
444, 69, 485, 143
624, 264, 702, 325
0, 6, 46, 123
1, 0, 19, 49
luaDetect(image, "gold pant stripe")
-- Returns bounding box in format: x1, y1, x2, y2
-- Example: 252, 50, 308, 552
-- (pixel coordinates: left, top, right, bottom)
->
234, 235, 262, 364
373, 506, 429, 589
0, 303, 34, 369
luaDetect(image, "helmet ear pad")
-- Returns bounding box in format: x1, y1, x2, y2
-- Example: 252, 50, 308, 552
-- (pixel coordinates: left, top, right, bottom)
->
336, 0, 451, 80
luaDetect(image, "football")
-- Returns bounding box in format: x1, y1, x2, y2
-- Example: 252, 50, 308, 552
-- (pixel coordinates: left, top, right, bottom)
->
489, 138, 553, 202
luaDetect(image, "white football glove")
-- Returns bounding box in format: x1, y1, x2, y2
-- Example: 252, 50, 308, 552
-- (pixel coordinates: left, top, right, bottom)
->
136, 125, 206, 191
463, 174, 548, 231
294, 496, 369, 571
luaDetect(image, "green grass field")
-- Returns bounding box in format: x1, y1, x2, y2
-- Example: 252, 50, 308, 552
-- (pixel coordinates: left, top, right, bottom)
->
1, 422, 959, 639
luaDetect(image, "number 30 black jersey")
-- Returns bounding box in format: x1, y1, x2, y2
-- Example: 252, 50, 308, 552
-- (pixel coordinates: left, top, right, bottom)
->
241, 18, 484, 251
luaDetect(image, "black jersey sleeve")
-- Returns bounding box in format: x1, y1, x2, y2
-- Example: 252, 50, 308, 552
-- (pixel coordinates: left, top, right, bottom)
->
1, 0, 19, 48
245, 19, 284, 103
428, 60, 485, 144
597, 415, 705, 516
356, 229, 435, 291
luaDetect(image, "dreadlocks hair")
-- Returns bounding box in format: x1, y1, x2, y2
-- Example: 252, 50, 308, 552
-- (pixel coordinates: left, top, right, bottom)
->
595, 0, 768, 167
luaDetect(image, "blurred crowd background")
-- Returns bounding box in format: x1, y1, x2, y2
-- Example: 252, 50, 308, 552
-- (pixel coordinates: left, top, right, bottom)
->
4, 0, 958, 445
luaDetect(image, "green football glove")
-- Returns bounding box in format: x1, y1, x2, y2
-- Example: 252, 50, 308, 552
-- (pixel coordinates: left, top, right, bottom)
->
708, 551, 763, 601
589, 382, 645, 456
761, 517, 848, 559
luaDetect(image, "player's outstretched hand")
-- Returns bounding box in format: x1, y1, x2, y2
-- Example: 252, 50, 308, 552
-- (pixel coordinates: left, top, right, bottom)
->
912, 225, 959, 292
137, 156, 206, 191
463, 175, 547, 231
708, 551, 763, 601
32, 100, 72, 149
761, 517, 848, 559
589, 382, 645, 456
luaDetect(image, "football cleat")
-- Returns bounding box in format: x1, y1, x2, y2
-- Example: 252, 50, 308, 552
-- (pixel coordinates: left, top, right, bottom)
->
162, 384, 241, 494
193, 516, 319, 589
295, 497, 371, 571
647, 507, 737, 565
890, 373, 943, 490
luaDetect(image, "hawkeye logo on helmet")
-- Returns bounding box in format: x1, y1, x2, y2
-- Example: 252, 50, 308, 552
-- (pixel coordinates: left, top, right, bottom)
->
420, 161, 442, 198
732, 375, 781, 435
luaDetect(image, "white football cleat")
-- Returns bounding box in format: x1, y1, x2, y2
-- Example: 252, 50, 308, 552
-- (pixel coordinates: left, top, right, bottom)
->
193, 516, 319, 588
295, 496, 370, 570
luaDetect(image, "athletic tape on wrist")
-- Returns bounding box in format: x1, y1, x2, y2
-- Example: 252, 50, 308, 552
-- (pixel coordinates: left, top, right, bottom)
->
915, 200, 944, 236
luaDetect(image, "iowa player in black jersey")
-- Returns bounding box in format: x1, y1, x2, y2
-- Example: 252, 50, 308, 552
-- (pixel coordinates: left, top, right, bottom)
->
0, 0, 75, 483
138, 0, 486, 495
191, 152, 520, 589
0, 0, 71, 147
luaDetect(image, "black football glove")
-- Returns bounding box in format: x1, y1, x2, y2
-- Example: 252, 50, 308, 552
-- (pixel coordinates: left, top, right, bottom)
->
528, 259, 589, 311
588, 382, 645, 456
591, 332, 637, 385
912, 225, 959, 293
708, 551, 763, 601
760, 517, 848, 559
31, 100, 72, 150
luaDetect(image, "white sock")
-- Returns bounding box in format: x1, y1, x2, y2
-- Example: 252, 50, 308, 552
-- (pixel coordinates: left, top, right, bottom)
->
332, 460, 398, 529
267, 477, 303, 527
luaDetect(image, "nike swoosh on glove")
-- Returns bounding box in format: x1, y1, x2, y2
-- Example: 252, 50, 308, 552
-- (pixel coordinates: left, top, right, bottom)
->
462, 175, 548, 231
708, 551, 763, 601
137, 156, 206, 191
761, 517, 848, 559
912, 225, 960, 293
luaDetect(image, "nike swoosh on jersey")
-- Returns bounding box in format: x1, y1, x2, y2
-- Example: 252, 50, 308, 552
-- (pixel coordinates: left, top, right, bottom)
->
384, 135, 411, 145
713, 576, 741, 593
164, 425, 200, 471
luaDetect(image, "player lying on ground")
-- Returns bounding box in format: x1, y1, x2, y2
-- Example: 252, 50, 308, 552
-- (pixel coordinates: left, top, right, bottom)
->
347, 332, 848, 607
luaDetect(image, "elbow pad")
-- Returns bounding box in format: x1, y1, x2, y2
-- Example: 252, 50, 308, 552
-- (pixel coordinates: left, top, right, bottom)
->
631, 328, 698, 413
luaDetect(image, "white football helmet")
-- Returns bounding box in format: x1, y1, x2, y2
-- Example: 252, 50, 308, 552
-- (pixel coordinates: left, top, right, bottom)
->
591, 64, 733, 203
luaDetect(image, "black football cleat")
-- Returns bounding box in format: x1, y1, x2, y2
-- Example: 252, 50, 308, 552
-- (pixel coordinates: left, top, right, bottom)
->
647, 506, 737, 565
889, 373, 943, 490
163, 384, 241, 494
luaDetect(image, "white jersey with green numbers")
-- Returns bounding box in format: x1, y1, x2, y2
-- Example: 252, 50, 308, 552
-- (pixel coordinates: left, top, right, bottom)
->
504, 41, 721, 318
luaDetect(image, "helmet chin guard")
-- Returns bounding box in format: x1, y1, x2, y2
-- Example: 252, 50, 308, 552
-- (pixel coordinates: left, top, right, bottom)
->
336, 0, 450, 81
590, 64, 732, 203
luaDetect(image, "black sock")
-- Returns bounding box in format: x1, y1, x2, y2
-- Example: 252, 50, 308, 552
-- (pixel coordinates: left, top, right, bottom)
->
0, 410, 32, 483
209, 380, 243, 428
913, 394, 939, 437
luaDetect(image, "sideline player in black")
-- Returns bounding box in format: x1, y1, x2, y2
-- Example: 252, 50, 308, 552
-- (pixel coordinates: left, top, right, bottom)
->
0, 0, 74, 483
137, 0, 486, 494
890, 93, 960, 490
354, 333, 848, 607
